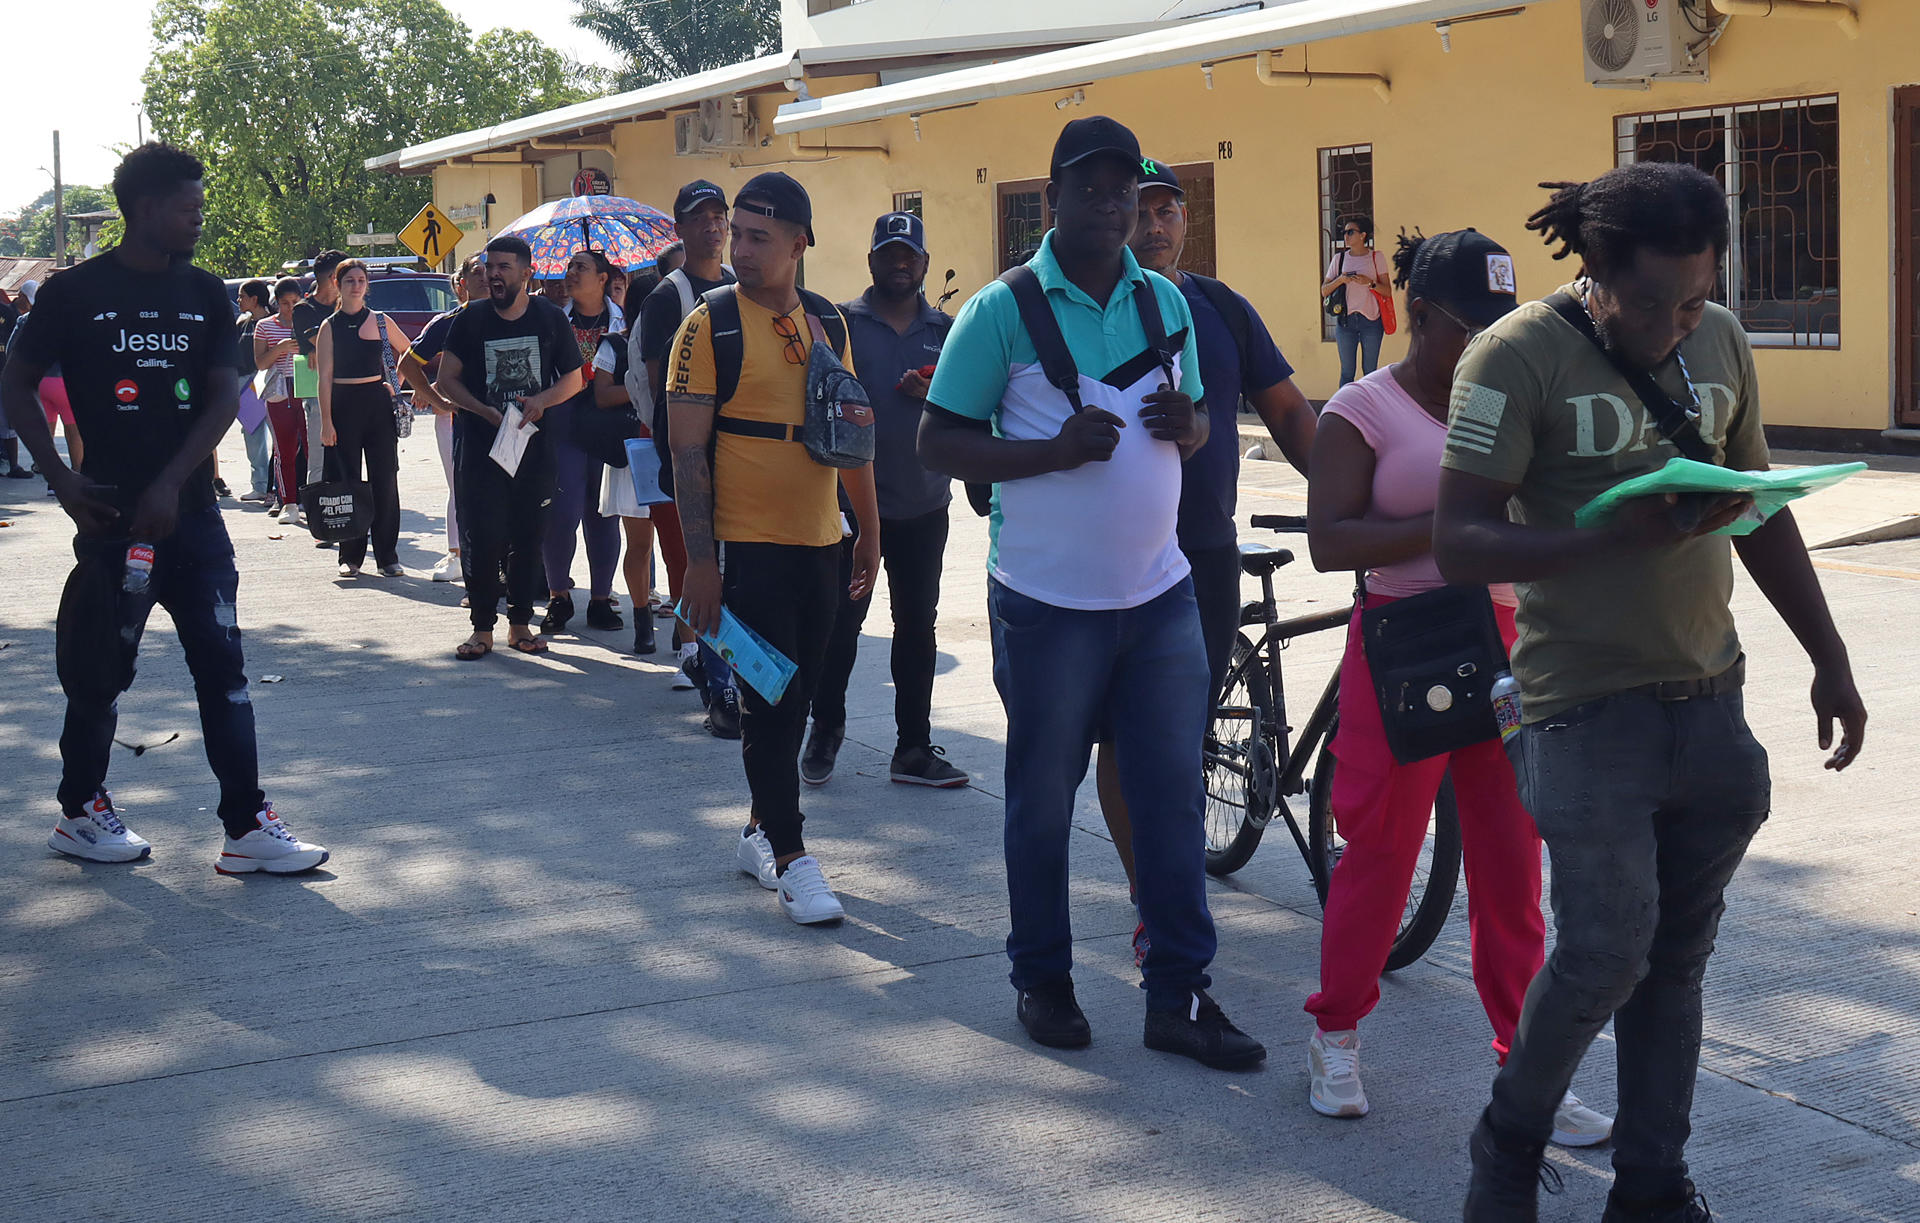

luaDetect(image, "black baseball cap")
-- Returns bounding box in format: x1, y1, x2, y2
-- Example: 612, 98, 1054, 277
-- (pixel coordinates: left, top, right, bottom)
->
1409, 229, 1520, 328
674, 179, 728, 220
1050, 116, 1143, 178
735, 172, 814, 246
870, 211, 926, 254
1139, 157, 1184, 198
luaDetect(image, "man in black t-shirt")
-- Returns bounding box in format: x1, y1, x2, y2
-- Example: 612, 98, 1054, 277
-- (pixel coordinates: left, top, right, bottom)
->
633, 179, 739, 728
435, 234, 584, 659
0, 142, 328, 874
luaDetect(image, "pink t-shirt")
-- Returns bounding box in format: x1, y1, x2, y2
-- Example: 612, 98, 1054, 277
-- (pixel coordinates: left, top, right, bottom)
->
1325, 249, 1388, 320
1321, 367, 1515, 605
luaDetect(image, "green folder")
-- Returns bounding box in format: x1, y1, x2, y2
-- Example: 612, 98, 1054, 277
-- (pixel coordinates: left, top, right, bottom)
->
1575, 458, 1866, 536
293, 353, 319, 400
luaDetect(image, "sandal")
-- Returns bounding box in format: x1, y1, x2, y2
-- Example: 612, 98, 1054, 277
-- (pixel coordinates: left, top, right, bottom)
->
455, 639, 492, 661
509, 634, 549, 655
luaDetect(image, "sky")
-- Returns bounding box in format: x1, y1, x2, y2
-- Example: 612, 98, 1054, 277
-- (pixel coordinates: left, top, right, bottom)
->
0, 0, 620, 219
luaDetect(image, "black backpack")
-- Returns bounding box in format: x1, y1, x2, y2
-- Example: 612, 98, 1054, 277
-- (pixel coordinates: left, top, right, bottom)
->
962, 263, 1182, 517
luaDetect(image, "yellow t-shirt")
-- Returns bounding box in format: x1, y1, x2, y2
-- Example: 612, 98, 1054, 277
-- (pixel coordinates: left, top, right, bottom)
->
667, 291, 851, 547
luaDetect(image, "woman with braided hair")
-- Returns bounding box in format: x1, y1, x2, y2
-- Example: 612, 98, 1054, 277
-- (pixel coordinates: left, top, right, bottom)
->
1437, 162, 1867, 1222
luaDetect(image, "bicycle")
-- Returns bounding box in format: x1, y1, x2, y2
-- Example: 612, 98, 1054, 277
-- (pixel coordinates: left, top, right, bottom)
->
1203, 513, 1463, 972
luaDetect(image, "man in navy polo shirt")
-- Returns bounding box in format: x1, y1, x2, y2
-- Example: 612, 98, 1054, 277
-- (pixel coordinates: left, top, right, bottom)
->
804, 211, 967, 791
1101, 156, 1316, 961
919, 116, 1264, 1071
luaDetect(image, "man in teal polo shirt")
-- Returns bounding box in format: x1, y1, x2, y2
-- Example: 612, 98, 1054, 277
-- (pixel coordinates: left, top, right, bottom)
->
918, 116, 1265, 1071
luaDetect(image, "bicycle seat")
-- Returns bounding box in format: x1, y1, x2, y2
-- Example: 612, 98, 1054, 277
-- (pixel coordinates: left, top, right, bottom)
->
1238, 542, 1294, 578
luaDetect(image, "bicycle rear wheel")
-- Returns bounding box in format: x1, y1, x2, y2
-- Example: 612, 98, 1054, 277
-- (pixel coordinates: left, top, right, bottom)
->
1203, 633, 1278, 876
1307, 727, 1464, 971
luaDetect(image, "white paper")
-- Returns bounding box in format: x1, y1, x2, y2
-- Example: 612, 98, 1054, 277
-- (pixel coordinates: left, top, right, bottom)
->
489, 405, 538, 476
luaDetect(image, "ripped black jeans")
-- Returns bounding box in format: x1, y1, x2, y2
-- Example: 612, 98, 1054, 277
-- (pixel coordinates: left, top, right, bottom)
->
1488, 683, 1770, 1202
56, 506, 264, 838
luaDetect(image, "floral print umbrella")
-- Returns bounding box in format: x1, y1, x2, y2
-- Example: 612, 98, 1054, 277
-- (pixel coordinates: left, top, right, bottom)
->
495, 196, 678, 277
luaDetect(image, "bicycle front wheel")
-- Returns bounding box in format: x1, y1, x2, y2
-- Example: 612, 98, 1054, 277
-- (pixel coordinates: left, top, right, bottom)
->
1204, 632, 1278, 876
1307, 729, 1464, 972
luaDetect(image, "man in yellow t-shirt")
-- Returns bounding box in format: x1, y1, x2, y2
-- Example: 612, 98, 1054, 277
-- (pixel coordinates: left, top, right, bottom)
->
667, 171, 881, 927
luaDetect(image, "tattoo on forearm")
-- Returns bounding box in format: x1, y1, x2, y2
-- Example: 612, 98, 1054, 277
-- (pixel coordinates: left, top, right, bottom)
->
673, 446, 717, 565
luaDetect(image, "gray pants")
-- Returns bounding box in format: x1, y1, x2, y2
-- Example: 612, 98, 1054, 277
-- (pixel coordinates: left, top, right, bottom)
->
302, 397, 324, 484
1489, 682, 1769, 1200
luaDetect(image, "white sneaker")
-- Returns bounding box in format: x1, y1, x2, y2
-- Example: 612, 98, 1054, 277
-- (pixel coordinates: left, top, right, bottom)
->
215, 804, 330, 875
1551, 1090, 1614, 1148
670, 643, 699, 690
736, 826, 777, 890
776, 856, 844, 925
240, 489, 270, 503
48, 791, 151, 863
277, 504, 299, 525
430, 553, 462, 582
1308, 1028, 1369, 1118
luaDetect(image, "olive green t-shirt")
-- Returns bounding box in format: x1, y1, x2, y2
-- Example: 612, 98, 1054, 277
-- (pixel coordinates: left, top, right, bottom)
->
1440, 286, 1769, 722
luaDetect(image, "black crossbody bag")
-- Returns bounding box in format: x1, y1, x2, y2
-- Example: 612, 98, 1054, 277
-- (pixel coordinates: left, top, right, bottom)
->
1361, 583, 1505, 765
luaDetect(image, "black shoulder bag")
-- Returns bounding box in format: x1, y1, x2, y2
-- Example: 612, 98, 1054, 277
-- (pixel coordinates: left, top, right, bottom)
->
1360, 584, 1506, 766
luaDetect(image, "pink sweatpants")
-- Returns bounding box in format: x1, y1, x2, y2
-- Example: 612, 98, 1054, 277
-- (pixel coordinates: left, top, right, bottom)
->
1305, 593, 1545, 1061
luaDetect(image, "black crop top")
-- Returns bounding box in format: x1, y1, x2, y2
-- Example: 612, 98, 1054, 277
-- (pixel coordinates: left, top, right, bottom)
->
327, 308, 386, 380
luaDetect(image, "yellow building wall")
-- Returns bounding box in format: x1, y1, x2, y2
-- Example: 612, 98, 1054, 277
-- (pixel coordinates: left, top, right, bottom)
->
429, 162, 540, 269
434, 3, 1913, 433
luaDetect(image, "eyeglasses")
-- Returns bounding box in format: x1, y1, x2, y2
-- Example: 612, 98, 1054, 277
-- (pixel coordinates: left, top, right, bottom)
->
1429, 299, 1486, 341
1342, 227, 1362, 236
772, 314, 808, 366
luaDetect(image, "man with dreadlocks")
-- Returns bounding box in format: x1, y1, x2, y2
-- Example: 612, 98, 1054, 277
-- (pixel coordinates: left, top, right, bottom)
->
1433, 162, 1867, 1222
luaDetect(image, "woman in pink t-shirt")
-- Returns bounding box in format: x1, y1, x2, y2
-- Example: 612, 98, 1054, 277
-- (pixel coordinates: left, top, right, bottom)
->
1300, 229, 1612, 1147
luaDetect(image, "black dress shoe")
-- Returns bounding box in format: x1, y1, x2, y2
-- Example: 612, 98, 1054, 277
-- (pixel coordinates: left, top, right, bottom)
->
632, 615, 656, 655
1142, 990, 1266, 1070
541, 594, 574, 633
585, 598, 624, 630
1017, 978, 1092, 1049
800, 722, 844, 786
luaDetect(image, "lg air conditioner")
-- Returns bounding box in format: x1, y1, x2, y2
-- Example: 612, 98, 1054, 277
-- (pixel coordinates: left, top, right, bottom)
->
1581, 0, 1706, 86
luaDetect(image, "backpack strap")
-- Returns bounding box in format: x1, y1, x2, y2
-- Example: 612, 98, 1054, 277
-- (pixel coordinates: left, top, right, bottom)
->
999, 264, 1082, 412
795, 287, 847, 359
1545, 291, 1717, 465
1185, 272, 1251, 374
1130, 277, 1179, 386
668, 268, 696, 318
703, 284, 744, 410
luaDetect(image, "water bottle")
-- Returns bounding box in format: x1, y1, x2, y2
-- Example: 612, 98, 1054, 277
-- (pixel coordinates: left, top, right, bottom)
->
123, 542, 155, 595
1492, 671, 1523, 747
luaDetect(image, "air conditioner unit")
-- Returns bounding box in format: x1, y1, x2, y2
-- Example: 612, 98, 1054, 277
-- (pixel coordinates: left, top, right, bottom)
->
697, 98, 751, 150
673, 112, 705, 157
1581, 0, 1704, 85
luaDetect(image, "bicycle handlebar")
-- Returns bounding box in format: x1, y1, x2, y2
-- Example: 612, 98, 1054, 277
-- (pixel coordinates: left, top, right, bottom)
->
1250, 514, 1309, 533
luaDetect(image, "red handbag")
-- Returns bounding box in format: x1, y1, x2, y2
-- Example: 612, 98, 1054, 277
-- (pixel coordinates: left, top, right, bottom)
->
1371, 288, 1398, 336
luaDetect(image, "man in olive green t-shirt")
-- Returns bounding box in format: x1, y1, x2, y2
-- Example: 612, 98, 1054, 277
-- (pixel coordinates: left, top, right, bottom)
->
1435, 164, 1867, 1223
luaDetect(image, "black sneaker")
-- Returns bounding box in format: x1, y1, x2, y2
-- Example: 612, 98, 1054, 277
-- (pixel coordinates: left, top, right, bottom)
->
4, 465, 33, 480
889, 744, 969, 788
801, 722, 845, 786
1602, 1184, 1712, 1223
541, 594, 574, 633
585, 598, 624, 630
212, 477, 233, 498
705, 687, 741, 740
1143, 990, 1266, 1071
1464, 1108, 1564, 1223
632, 615, 656, 655
1017, 977, 1092, 1049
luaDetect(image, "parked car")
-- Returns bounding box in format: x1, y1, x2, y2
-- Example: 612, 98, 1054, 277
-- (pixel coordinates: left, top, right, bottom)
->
280, 256, 457, 342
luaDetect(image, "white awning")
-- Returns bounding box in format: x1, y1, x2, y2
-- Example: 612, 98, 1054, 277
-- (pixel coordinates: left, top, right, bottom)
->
366, 53, 795, 173
774, 0, 1544, 133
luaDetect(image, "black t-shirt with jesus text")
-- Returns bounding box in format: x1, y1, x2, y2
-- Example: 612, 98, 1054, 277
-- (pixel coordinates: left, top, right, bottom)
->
442, 294, 582, 453
9, 254, 239, 516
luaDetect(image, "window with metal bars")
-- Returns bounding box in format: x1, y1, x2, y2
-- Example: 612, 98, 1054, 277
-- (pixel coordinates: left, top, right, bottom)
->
1616, 96, 1840, 349
893, 191, 923, 219
1319, 144, 1375, 342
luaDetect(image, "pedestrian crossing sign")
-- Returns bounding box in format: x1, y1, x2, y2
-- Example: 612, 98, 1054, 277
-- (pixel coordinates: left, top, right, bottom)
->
399, 202, 461, 263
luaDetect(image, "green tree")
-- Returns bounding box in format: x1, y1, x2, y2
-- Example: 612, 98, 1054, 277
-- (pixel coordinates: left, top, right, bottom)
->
573, 0, 780, 91
0, 187, 120, 260
143, 0, 595, 276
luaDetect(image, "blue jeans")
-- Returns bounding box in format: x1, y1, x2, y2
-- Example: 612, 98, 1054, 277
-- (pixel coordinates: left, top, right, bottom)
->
1489, 683, 1769, 1201
1336, 312, 1385, 386
55, 506, 264, 838
243, 420, 274, 496
989, 576, 1217, 1011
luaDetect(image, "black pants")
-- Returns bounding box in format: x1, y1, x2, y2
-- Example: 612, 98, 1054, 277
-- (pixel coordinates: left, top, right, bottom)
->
456, 428, 556, 631
56, 507, 264, 838
722, 540, 840, 859
329, 381, 400, 569
812, 504, 950, 751
1185, 543, 1244, 703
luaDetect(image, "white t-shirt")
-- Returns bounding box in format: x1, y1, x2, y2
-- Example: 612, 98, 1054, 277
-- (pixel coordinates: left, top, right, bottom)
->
1326, 249, 1389, 320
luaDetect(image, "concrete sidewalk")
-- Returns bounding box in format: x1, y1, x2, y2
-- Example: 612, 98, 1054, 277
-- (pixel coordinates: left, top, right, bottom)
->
0, 430, 1915, 1222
